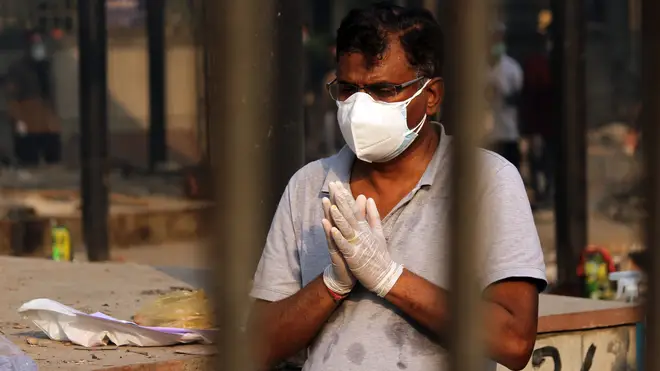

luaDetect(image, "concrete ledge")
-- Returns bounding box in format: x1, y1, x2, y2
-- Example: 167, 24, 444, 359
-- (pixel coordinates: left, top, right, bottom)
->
539, 306, 642, 334
0, 189, 211, 255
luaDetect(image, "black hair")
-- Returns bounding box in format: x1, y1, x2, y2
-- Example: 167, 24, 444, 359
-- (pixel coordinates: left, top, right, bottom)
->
336, 1, 444, 78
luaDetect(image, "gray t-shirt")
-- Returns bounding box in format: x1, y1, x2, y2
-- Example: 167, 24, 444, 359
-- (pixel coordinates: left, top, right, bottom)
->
250, 124, 546, 371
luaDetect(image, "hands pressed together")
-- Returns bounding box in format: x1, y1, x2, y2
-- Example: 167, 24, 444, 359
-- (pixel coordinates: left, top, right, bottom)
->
321, 181, 404, 299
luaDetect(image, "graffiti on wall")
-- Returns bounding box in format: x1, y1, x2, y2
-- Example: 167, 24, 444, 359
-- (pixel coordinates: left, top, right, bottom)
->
531, 344, 596, 371
512, 327, 636, 371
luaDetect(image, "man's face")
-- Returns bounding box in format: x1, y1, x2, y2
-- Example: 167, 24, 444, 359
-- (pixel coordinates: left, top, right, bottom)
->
489, 31, 505, 62
336, 38, 443, 130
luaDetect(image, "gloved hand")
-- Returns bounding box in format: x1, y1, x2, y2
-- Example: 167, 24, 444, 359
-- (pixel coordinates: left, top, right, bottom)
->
327, 181, 404, 297
322, 194, 358, 296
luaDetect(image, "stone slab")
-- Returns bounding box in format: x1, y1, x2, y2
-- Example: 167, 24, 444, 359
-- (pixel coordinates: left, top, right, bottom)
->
0, 257, 213, 371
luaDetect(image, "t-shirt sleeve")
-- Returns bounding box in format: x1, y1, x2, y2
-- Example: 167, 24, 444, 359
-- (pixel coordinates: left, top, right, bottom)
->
480, 163, 547, 291
250, 184, 302, 302
511, 60, 524, 92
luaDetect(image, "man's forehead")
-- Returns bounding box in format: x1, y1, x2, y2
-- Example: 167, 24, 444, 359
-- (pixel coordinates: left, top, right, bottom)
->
336, 46, 414, 83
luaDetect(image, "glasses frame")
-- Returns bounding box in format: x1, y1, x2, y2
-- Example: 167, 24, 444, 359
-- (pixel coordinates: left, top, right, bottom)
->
326, 76, 427, 102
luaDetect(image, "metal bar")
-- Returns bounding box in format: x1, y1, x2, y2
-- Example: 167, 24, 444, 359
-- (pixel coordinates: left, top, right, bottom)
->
203, 0, 298, 368
78, 0, 109, 262
271, 0, 305, 210
423, 0, 438, 16
147, 0, 167, 170
444, 0, 488, 369
642, 0, 660, 367
551, 0, 587, 292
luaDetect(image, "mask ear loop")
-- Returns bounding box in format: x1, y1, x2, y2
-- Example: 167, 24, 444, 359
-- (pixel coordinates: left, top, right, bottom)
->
404, 79, 432, 133
410, 114, 428, 134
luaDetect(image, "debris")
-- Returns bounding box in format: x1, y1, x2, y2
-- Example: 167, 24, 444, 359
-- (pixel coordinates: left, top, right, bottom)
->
19, 298, 213, 347
74, 346, 118, 351
174, 346, 217, 356
91, 353, 101, 360
126, 349, 151, 357
25, 337, 40, 346
134, 289, 213, 329
139, 286, 193, 296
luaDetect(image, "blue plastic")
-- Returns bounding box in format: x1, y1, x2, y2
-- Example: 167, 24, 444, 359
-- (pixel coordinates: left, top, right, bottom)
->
637, 322, 645, 371
0, 335, 37, 371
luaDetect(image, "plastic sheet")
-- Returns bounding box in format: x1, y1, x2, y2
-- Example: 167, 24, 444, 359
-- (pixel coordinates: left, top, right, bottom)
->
0, 335, 37, 371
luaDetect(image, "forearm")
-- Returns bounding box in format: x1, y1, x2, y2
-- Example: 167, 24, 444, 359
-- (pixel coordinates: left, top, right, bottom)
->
249, 275, 338, 369
384, 269, 449, 343
385, 269, 531, 369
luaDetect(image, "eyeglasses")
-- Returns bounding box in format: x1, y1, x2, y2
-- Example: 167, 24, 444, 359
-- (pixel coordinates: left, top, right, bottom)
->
326, 76, 426, 102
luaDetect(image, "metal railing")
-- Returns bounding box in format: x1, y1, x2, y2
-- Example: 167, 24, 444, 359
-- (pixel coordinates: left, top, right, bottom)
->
642, 0, 660, 368
443, 0, 488, 369
74, 0, 658, 369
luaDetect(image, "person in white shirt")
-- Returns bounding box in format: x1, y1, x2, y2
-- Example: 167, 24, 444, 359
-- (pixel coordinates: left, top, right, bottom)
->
487, 23, 524, 170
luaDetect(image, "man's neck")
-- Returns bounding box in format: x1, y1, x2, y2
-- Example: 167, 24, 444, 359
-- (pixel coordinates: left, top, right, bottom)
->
352, 124, 440, 188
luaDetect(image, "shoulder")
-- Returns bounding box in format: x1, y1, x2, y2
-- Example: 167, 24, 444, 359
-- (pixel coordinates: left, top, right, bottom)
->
284, 150, 347, 201
477, 149, 525, 193
503, 56, 523, 73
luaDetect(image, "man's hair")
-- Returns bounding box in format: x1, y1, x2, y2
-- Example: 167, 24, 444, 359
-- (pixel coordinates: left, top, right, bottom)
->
336, 2, 444, 78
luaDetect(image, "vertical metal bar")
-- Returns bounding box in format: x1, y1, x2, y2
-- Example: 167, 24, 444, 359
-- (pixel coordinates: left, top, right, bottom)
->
147, 0, 167, 170
642, 0, 660, 367
78, 0, 109, 262
444, 0, 488, 369
271, 0, 305, 210
551, 0, 587, 292
203, 0, 278, 369
423, 0, 438, 16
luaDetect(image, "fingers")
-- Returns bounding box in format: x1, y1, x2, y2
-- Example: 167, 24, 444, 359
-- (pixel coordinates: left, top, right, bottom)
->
366, 198, 383, 232
322, 218, 338, 251
322, 197, 333, 223
354, 194, 367, 222
331, 227, 356, 257
330, 205, 357, 242
329, 182, 360, 230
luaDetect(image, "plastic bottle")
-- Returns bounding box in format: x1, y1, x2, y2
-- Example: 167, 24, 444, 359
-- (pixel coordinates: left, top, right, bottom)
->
609, 271, 643, 303
0, 335, 37, 371
51, 221, 73, 262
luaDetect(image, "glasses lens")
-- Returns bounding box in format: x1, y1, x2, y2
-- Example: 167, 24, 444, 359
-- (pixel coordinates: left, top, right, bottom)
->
328, 82, 359, 101
365, 84, 398, 101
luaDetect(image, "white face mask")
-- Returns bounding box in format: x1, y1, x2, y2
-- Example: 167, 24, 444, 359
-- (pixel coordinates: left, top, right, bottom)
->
337, 80, 430, 163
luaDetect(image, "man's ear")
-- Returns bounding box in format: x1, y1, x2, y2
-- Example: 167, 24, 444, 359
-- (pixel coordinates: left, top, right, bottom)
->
425, 78, 444, 116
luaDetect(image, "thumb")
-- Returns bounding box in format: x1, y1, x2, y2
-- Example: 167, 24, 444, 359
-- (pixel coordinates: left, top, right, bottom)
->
366, 198, 383, 233
322, 218, 338, 252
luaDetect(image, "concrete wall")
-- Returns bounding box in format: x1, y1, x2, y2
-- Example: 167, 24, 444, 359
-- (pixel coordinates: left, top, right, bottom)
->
51, 40, 203, 168
496, 325, 638, 371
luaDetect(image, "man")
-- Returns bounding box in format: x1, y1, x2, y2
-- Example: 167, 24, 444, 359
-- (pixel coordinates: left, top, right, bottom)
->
487, 23, 524, 170
520, 32, 556, 208
6, 30, 61, 167
249, 3, 546, 371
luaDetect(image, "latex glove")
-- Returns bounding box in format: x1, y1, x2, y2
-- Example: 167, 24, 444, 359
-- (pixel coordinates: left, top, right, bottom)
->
328, 181, 404, 297
322, 196, 358, 296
